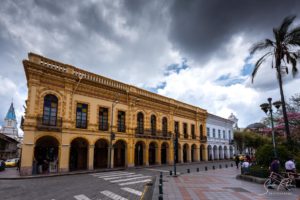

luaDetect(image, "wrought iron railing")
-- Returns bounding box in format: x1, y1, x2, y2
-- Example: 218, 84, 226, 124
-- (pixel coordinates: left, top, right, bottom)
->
200, 135, 207, 142
135, 128, 171, 140
99, 122, 109, 131
37, 116, 62, 131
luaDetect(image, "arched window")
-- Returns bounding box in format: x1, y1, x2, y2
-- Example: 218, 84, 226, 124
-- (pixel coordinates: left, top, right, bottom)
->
43, 94, 58, 126
151, 115, 156, 135
137, 112, 144, 134
162, 117, 168, 136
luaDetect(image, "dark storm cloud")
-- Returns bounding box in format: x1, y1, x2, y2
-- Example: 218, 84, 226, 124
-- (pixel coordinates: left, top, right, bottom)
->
168, 0, 300, 63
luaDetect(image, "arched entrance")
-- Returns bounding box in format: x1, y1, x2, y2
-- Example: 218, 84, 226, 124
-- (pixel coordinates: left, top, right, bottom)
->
200, 144, 205, 161
149, 142, 157, 165
34, 136, 59, 174
219, 146, 223, 160
94, 139, 108, 169
114, 140, 126, 168
191, 144, 196, 162
224, 146, 228, 159
135, 141, 145, 166
229, 146, 234, 158
161, 142, 168, 164
213, 145, 218, 160
70, 138, 88, 171
207, 145, 212, 161
183, 144, 189, 163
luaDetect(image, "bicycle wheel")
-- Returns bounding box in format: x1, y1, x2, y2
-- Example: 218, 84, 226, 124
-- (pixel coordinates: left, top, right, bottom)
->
264, 178, 275, 190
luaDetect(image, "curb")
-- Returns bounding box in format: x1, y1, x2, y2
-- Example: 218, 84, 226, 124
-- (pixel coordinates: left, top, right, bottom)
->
140, 176, 156, 200
0, 168, 125, 180
236, 174, 266, 184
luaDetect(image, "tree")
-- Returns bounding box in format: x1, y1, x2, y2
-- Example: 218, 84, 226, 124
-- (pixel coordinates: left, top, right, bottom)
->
250, 16, 300, 145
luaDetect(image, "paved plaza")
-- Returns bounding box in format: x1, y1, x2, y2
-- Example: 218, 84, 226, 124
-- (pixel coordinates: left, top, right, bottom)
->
161, 167, 300, 200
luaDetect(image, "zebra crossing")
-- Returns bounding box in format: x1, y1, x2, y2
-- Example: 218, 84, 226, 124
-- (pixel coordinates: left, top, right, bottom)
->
72, 171, 151, 200
91, 170, 152, 186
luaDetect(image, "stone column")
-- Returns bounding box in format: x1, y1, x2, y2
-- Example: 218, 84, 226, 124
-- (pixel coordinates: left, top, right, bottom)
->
145, 143, 149, 166
127, 143, 134, 167
156, 145, 161, 165
187, 146, 191, 162
88, 145, 94, 170
195, 146, 200, 162
20, 143, 34, 176
180, 147, 183, 163
169, 142, 174, 165
111, 148, 114, 168
59, 144, 70, 172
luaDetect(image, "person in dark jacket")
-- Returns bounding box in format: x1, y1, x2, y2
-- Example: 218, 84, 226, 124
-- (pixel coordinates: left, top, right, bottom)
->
270, 157, 280, 173
235, 155, 240, 169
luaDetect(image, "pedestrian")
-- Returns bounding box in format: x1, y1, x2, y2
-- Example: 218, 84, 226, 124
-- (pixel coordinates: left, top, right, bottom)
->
234, 155, 240, 169
241, 159, 250, 174
285, 157, 296, 173
269, 157, 280, 174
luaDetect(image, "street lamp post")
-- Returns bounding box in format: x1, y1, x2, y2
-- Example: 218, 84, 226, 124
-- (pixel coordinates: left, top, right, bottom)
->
108, 99, 119, 168
260, 97, 281, 158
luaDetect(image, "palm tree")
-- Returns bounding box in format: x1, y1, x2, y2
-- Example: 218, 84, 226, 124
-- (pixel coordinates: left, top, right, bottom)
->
250, 15, 300, 145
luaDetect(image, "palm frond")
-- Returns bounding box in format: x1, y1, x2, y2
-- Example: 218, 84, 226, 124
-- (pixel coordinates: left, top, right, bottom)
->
279, 15, 296, 40
290, 57, 298, 77
286, 27, 300, 40
250, 39, 274, 55
251, 52, 272, 83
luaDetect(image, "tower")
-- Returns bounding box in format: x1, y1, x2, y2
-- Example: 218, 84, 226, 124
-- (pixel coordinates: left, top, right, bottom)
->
228, 113, 238, 130
1, 102, 18, 138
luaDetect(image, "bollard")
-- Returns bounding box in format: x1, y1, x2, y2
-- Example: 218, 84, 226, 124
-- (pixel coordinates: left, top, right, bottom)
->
159, 195, 163, 200
170, 170, 173, 176
231, 163, 233, 167
159, 183, 163, 195
205, 166, 208, 171
212, 165, 215, 170
160, 172, 163, 179
187, 169, 190, 173
196, 168, 199, 172
219, 164, 222, 169
159, 177, 163, 185
225, 164, 228, 168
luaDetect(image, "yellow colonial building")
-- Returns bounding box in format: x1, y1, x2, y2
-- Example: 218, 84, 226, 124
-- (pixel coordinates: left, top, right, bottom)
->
20, 53, 208, 175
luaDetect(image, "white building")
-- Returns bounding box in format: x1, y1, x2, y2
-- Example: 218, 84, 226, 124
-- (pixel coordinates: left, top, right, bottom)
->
206, 113, 236, 160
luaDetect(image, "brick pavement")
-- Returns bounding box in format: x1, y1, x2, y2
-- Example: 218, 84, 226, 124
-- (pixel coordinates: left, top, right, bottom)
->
162, 167, 300, 200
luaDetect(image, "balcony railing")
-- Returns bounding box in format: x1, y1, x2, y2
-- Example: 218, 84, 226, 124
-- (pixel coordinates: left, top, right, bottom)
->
117, 124, 126, 132
37, 116, 62, 132
135, 128, 171, 140
99, 122, 109, 131
229, 139, 234, 145
200, 135, 207, 143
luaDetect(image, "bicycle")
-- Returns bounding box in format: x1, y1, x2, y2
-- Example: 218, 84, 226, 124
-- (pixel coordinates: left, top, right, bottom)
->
264, 172, 297, 191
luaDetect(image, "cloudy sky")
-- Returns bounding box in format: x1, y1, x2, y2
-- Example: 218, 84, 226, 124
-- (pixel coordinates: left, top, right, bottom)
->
1, 0, 300, 134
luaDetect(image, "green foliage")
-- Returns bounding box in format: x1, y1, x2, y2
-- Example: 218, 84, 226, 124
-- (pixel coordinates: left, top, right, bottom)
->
248, 165, 270, 178
255, 144, 290, 167
233, 130, 270, 153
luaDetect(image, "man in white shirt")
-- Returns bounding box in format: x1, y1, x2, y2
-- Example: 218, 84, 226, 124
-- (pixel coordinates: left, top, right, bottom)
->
285, 158, 296, 173
241, 160, 250, 174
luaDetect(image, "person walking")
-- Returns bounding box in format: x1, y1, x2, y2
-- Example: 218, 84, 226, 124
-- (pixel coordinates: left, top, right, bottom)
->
235, 155, 240, 169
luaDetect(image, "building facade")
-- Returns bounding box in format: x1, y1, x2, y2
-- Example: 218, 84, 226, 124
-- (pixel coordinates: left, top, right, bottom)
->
206, 113, 235, 161
20, 53, 208, 175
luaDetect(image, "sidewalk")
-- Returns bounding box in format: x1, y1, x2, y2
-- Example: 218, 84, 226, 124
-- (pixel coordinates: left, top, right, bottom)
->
161, 167, 300, 200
